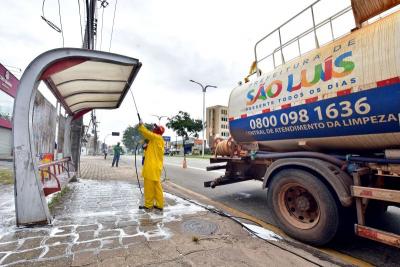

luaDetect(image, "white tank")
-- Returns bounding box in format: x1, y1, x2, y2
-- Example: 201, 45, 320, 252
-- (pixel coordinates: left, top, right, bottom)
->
228, 10, 400, 152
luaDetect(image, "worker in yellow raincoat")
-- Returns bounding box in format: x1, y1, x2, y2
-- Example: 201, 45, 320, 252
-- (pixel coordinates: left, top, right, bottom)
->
138, 121, 165, 211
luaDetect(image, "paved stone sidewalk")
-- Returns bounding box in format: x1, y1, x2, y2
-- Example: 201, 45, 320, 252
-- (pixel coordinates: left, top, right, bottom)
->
0, 179, 198, 266
0, 185, 14, 237
0, 178, 344, 267
80, 155, 141, 181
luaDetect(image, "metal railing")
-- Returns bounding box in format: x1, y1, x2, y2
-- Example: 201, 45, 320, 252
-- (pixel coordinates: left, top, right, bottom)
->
254, 0, 353, 76
39, 157, 71, 196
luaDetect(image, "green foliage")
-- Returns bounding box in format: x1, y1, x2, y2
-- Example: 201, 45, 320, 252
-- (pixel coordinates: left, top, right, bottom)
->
48, 185, 71, 211
166, 111, 202, 156
122, 126, 136, 151
0, 169, 13, 184
122, 123, 154, 152
166, 111, 202, 139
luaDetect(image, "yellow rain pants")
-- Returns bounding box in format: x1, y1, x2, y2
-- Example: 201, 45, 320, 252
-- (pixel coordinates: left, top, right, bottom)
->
138, 124, 165, 208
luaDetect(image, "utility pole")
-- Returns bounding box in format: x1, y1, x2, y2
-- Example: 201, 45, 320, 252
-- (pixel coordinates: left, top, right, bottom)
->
71, 0, 97, 172
91, 110, 98, 155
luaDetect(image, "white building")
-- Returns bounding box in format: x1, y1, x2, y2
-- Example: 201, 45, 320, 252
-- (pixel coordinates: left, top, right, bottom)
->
206, 105, 230, 147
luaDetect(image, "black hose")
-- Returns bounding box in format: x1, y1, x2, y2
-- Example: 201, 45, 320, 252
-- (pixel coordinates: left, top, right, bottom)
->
134, 143, 143, 195
162, 166, 167, 182
337, 155, 400, 164
255, 151, 345, 167
175, 193, 324, 267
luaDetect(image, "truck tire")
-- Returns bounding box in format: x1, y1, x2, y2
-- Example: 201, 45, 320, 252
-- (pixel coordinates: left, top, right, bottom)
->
267, 169, 340, 246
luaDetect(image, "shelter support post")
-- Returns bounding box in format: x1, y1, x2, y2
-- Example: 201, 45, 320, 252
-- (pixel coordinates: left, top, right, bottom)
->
63, 116, 73, 159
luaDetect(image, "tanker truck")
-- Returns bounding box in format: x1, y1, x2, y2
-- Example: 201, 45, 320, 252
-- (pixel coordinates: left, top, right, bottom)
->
205, 0, 400, 247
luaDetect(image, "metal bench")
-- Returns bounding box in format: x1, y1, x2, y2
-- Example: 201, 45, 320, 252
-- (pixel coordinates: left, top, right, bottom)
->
38, 157, 72, 196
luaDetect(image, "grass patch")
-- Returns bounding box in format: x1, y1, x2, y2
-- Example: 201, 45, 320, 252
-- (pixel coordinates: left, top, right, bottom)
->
48, 185, 71, 211
0, 169, 14, 185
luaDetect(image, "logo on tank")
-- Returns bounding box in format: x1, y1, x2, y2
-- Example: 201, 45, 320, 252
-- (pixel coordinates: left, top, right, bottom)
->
246, 39, 357, 109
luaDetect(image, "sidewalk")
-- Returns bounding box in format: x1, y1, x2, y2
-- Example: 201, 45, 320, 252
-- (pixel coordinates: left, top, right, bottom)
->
0, 157, 346, 266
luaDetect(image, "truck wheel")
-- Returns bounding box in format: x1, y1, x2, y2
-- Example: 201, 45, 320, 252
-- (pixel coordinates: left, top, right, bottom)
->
267, 169, 340, 246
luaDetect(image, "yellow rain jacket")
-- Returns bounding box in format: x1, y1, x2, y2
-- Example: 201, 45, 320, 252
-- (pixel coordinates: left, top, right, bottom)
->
138, 124, 164, 181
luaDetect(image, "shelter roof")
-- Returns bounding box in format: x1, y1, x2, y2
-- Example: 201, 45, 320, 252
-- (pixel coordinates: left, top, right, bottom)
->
40, 54, 141, 116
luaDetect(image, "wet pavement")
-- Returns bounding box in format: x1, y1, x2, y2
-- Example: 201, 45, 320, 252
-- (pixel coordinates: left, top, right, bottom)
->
0, 179, 202, 266
0, 185, 14, 237
0, 157, 351, 266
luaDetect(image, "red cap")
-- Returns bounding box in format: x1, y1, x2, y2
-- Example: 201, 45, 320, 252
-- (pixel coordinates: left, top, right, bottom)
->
153, 125, 165, 135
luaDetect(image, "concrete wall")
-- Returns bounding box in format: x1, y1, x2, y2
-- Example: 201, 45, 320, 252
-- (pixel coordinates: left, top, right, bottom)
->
32, 92, 57, 157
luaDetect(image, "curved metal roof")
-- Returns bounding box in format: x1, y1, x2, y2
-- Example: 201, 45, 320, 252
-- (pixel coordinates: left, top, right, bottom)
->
40, 53, 141, 116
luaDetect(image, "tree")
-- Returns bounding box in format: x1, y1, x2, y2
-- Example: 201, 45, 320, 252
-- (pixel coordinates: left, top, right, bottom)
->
122, 123, 154, 152
166, 111, 202, 159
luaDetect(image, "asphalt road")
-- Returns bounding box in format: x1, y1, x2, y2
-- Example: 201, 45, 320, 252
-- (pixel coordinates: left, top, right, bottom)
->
121, 155, 400, 266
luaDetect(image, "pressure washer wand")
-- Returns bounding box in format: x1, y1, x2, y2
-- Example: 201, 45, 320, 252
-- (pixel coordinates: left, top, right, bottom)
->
129, 89, 141, 122
129, 88, 143, 195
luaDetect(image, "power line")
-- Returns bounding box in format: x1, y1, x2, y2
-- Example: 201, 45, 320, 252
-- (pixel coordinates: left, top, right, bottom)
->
84, 0, 90, 49
57, 0, 65, 47
94, 16, 98, 49
109, 0, 118, 52
98, 1, 109, 51
77, 0, 84, 44
41, 0, 62, 33
99, 5, 105, 50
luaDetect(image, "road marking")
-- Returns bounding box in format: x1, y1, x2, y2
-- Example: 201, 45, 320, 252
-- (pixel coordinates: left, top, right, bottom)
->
164, 181, 374, 267
164, 162, 225, 174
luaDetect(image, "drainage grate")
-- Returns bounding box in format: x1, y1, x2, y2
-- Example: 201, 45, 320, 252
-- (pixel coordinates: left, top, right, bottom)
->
182, 219, 218, 235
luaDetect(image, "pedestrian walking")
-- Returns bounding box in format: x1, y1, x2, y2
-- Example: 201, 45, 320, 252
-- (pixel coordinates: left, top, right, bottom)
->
111, 142, 122, 167
138, 121, 165, 211
102, 143, 108, 159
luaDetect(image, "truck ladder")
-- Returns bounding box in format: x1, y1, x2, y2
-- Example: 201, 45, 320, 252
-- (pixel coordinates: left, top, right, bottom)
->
351, 168, 400, 248
254, 0, 352, 74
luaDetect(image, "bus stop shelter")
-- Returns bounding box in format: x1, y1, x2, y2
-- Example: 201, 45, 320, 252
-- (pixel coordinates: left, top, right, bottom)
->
13, 48, 141, 226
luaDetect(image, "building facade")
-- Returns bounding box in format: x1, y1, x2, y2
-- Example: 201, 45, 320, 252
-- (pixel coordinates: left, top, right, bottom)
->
0, 63, 64, 159
0, 63, 19, 158
206, 105, 230, 147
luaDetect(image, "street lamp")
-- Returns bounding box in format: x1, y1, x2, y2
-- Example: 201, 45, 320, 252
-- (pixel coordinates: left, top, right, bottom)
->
152, 114, 168, 125
189, 79, 217, 157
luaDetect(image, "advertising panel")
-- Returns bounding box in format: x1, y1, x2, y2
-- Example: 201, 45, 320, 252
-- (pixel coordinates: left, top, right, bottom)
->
0, 63, 19, 97
228, 11, 400, 146
0, 63, 19, 129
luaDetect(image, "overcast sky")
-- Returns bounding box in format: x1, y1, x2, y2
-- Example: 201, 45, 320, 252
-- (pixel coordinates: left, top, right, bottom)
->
1, 0, 351, 145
